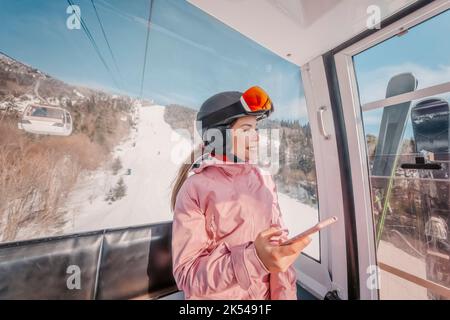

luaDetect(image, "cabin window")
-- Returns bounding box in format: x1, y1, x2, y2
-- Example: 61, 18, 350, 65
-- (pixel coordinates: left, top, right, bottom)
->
353, 9, 450, 299
354, 10, 450, 105
0, 0, 319, 262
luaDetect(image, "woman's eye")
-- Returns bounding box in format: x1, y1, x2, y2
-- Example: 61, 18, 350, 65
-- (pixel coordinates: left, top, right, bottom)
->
240, 127, 257, 133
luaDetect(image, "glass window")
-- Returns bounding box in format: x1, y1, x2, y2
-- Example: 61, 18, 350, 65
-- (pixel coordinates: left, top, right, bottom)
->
354, 10, 450, 105
0, 0, 319, 261
363, 92, 450, 299
354, 10, 450, 299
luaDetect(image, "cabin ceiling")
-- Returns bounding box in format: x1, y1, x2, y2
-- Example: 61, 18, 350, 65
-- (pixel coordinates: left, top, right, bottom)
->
188, 0, 418, 66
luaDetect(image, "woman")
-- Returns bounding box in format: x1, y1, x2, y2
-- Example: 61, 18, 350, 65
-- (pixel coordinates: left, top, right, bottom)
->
171, 87, 311, 300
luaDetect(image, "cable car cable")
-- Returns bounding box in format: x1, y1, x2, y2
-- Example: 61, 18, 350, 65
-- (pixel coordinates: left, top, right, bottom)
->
139, 0, 154, 99
90, 0, 124, 88
66, 0, 121, 91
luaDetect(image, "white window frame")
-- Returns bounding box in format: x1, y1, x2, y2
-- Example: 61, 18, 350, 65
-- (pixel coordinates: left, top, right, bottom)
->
294, 56, 349, 300
334, 0, 450, 300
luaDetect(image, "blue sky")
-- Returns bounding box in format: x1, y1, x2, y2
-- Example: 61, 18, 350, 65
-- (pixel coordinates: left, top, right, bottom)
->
354, 9, 450, 136
0, 0, 306, 122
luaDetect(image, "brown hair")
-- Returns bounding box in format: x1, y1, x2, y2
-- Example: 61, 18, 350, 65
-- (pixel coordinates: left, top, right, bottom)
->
170, 145, 202, 213
170, 119, 238, 212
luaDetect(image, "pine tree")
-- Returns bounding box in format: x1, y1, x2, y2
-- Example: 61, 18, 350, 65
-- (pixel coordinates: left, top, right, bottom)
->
113, 178, 127, 199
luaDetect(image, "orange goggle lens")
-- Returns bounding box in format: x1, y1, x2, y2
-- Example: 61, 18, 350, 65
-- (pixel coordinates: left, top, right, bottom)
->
241, 86, 273, 113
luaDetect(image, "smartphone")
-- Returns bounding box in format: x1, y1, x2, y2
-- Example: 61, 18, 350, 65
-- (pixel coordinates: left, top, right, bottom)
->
280, 216, 338, 246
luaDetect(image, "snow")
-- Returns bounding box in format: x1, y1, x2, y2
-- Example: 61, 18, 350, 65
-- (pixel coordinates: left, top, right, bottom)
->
278, 193, 320, 260
73, 89, 84, 98
63, 105, 179, 233
7, 94, 41, 113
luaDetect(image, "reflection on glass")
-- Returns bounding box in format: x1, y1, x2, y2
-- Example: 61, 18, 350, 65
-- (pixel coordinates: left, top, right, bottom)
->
364, 91, 450, 299
354, 9, 450, 105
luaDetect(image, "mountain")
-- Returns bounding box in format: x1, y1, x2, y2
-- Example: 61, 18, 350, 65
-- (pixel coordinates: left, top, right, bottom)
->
0, 53, 140, 241
0, 52, 136, 112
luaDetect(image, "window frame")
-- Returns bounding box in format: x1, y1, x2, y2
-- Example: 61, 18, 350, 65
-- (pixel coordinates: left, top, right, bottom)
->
334, 0, 450, 300
294, 56, 349, 300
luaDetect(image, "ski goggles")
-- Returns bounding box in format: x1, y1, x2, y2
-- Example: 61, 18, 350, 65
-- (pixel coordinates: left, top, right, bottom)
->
240, 86, 273, 115
200, 86, 274, 129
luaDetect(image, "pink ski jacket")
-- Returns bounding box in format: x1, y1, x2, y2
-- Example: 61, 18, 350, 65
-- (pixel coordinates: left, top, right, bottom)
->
172, 154, 297, 300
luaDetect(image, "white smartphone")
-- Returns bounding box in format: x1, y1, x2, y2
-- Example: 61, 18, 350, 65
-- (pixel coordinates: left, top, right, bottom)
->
280, 216, 338, 246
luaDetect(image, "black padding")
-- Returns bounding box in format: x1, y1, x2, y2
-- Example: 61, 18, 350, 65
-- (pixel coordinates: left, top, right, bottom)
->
0, 222, 177, 300
0, 233, 103, 300
146, 223, 176, 295
96, 223, 176, 300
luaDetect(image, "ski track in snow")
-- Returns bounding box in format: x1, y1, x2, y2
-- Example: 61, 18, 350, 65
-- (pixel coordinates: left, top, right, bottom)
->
63, 105, 178, 233
63, 105, 320, 259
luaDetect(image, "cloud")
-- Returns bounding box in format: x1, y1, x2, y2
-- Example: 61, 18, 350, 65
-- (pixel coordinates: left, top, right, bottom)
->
274, 96, 309, 123
356, 63, 450, 105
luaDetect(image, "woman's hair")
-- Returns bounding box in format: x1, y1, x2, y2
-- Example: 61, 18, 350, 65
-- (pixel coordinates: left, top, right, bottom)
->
170, 119, 238, 212
170, 144, 202, 212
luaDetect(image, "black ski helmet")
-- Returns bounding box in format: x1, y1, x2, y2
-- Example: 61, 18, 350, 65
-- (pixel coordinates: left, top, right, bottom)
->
197, 91, 273, 139
196, 90, 273, 149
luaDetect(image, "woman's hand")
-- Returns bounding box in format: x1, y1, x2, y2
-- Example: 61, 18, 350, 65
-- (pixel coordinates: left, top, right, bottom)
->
254, 227, 311, 273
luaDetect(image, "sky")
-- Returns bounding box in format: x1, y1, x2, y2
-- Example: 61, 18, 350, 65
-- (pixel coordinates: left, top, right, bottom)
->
0, 1, 448, 132
0, 0, 307, 122
354, 9, 450, 136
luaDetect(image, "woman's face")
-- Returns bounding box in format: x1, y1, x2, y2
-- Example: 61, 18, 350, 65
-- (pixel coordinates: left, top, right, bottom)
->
230, 115, 259, 162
